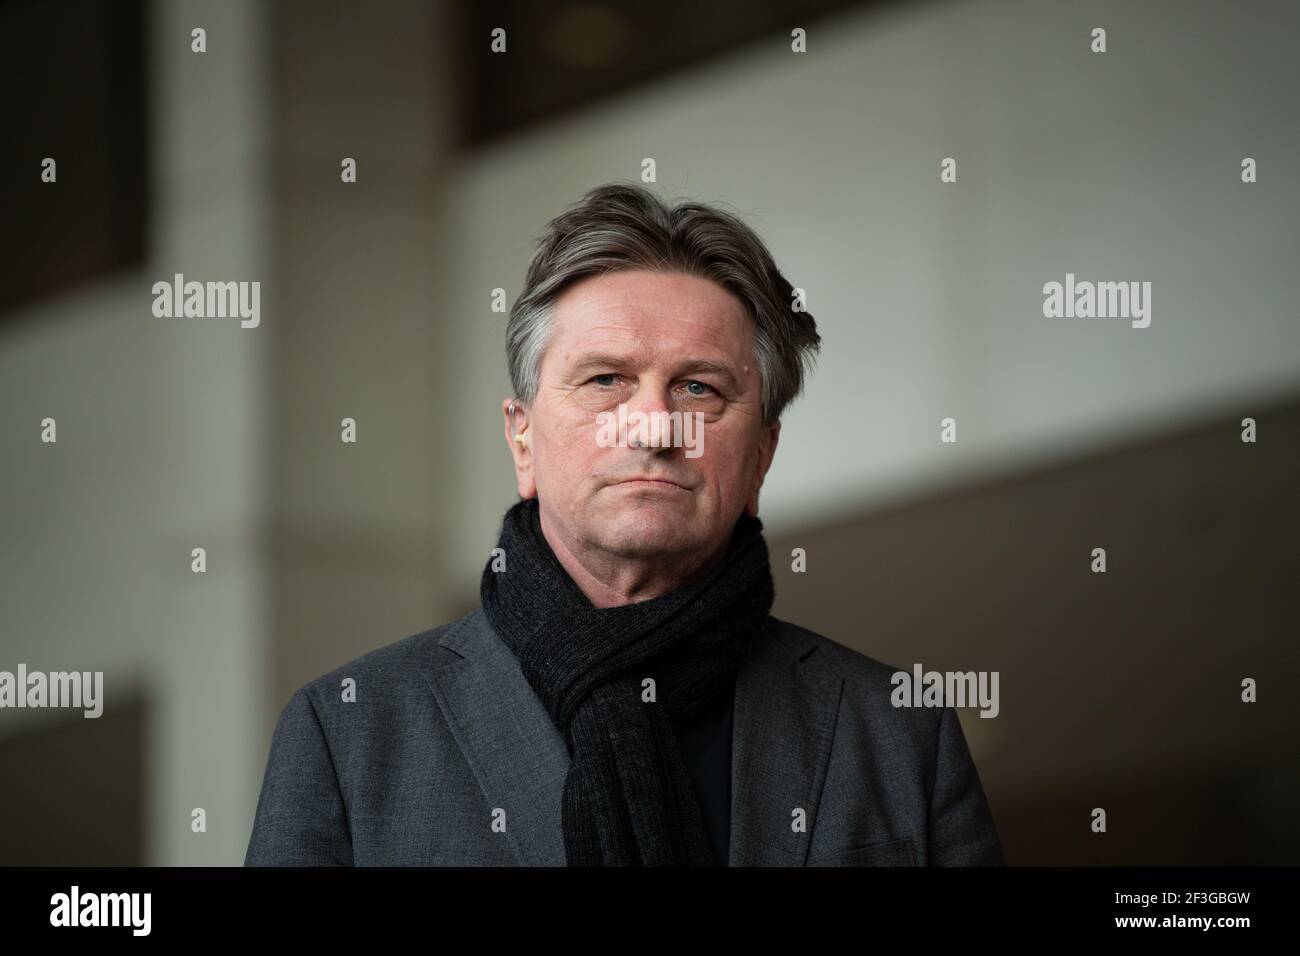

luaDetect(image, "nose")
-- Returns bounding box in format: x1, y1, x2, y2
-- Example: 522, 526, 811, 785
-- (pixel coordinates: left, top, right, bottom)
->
623, 385, 678, 451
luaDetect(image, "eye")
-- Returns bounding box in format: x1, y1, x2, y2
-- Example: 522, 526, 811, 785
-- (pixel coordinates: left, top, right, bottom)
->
590, 374, 619, 387
683, 380, 716, 396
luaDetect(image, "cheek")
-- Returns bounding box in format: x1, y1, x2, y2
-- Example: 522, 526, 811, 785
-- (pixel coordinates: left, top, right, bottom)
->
700, 444, 753, 495
543, 422, 603, 475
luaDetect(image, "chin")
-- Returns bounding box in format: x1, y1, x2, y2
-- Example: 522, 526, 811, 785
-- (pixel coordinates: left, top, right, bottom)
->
596, 504, 705, 557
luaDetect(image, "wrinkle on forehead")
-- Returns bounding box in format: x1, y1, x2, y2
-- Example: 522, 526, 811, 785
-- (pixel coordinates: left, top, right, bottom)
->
547, 271, 754, 368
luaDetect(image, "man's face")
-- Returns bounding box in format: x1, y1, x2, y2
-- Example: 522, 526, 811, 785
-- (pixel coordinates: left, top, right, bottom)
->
505, 269, 779, 566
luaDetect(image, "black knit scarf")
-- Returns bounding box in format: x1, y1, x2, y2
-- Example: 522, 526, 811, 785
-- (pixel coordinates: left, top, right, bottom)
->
479, 496, 775, 866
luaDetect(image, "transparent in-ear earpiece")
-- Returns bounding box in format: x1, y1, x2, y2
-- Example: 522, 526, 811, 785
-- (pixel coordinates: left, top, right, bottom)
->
508, 399, 526, 445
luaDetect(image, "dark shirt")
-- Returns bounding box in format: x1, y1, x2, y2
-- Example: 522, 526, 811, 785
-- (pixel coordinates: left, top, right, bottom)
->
674, 675, 736, 866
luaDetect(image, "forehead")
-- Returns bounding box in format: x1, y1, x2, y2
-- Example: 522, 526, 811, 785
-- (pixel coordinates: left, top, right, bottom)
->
545, 269, 752, 357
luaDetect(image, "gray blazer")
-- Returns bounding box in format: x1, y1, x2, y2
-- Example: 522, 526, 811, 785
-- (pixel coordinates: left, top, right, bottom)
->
245, 609, 1004, 866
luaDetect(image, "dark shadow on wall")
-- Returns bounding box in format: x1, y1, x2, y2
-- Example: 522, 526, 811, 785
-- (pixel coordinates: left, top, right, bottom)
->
0, 0, 149, 321
0, 691, 148, 865
767, 395, 1300, 865
993, 758, 1298, 866
453, 0, 922, 147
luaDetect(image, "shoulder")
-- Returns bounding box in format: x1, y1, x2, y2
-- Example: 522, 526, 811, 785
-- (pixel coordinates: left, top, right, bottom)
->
285, 609, 483, 718
764, 615, 909, 691
761, 615, 942, 740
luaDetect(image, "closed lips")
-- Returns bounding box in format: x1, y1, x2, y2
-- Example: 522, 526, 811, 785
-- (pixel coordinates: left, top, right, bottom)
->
616, 477, 686, 488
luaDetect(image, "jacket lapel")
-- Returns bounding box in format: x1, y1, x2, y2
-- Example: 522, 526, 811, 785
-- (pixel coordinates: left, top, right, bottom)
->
729, 617, 845, 866
428, 610, 843, 868
427, 610, 571, 866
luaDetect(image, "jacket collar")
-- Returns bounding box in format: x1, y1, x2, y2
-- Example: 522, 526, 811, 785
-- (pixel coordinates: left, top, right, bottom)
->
426, 608, 843, 866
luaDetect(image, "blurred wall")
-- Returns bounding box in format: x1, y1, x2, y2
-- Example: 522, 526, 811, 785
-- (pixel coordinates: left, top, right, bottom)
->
262, 0, 458, 734
0, 0, 270, 864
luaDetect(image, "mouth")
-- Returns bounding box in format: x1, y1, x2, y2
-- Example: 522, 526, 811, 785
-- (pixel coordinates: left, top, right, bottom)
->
611, 478, 689, 491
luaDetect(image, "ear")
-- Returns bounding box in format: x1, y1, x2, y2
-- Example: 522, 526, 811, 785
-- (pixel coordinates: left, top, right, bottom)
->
502, 397, 536, 499
745, 419, 780, 517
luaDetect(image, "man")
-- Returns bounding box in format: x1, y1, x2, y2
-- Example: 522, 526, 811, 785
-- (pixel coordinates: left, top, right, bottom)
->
245, 183, 1004, 866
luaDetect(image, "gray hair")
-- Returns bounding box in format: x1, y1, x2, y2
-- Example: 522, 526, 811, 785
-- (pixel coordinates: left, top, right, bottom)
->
506, 182, 821, 424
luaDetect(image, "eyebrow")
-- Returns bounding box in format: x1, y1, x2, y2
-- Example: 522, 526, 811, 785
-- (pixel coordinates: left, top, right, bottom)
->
565, 353, 742, 390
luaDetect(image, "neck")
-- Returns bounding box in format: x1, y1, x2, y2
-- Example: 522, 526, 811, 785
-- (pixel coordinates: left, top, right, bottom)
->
538, 506, 732, 608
